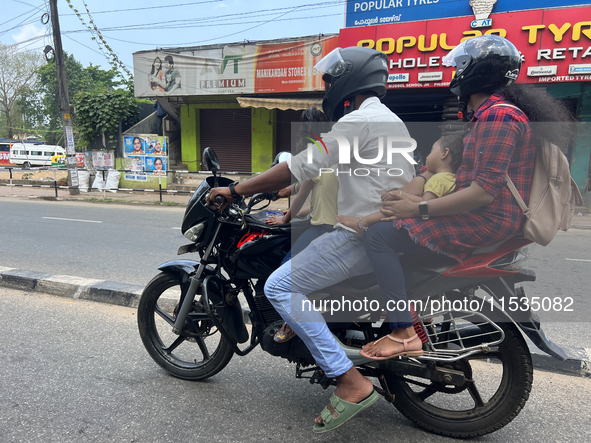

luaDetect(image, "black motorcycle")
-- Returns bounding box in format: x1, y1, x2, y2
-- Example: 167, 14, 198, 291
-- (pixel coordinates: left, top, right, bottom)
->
137, 148, 567, 438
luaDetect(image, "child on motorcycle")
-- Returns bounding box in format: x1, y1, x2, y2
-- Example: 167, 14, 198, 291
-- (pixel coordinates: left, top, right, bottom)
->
336, 135, 463, 234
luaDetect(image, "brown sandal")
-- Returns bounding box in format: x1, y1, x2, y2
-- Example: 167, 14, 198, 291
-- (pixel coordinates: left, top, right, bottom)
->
359, 334, 423, 361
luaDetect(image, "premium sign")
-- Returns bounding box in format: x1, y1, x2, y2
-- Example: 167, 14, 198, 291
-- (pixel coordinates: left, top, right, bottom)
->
340, 5, 591, 88
133, 36, 338, 97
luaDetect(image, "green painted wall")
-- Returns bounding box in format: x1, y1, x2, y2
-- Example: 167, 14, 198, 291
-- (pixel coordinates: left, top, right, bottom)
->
116, 157, 167, 190
251, 107, 276, 172
180, 100, 276, 173
180, 105, 200, 171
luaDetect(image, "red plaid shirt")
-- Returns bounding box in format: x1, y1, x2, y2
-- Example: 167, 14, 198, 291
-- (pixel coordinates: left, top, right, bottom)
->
397, 93, 536, 262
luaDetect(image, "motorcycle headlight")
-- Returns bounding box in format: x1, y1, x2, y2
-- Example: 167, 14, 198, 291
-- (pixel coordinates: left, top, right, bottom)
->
184, 222, 205, 242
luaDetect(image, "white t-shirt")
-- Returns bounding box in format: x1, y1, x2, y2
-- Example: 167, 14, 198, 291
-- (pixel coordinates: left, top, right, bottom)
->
288, 97, 415, 218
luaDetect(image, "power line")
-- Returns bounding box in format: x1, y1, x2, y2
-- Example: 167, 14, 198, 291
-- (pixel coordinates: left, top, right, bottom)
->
0, 3, 43, 28
102, 13, 342, 46
62, 0, 226, 15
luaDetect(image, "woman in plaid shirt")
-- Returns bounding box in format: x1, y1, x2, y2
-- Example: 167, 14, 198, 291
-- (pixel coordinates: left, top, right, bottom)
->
361, 36, 575, 360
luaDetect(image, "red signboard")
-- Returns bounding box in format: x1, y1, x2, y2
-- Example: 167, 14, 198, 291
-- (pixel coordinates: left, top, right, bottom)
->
339, 6, 591, 89
254, 37, 339, 93
0, 152, 13, 165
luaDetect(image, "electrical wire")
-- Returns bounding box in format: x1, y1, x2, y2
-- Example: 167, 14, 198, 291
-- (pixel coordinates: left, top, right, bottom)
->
62, 0, 226, 15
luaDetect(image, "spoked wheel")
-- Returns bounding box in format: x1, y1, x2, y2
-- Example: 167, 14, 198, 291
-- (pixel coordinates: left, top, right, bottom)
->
385, 313, 533, 438
137, 272, 234, 380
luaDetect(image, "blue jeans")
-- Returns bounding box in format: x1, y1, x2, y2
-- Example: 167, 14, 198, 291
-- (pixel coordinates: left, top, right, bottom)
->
363, 222, 445, 330
264, 228, 373, 378
281, 224, 334, 265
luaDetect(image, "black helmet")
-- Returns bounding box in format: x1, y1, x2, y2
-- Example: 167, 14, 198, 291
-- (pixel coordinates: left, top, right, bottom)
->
443, 35, 521, 97
315, 47, 388, 121
300, 107, 323, 123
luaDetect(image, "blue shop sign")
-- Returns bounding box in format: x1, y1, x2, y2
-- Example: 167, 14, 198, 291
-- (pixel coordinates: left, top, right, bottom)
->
345, 0, 591, 28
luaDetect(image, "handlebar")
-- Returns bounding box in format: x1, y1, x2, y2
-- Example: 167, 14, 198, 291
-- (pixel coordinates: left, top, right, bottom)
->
214, 195, 225, 206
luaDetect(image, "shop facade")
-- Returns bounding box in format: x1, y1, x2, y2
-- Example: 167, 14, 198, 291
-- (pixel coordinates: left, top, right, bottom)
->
342, 1, 591, 189
133, 35, 338, 174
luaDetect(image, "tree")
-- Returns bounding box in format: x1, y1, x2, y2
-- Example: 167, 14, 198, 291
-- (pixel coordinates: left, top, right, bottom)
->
73, 88, 141, 148
26, 54, 121, 144
0, 43, 43, 138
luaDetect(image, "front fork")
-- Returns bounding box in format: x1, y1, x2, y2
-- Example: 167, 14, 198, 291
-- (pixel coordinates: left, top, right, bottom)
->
172, 224, 222, 334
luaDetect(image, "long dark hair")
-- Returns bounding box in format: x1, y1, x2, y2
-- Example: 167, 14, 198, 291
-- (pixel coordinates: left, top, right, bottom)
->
497, 84, 576, 148
150, 57, 162, 76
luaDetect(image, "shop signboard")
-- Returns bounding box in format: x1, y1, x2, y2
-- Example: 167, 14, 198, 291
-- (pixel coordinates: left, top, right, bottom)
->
339, 5, 591, 88
133, 36, 338, 97
345, 0, 591, 28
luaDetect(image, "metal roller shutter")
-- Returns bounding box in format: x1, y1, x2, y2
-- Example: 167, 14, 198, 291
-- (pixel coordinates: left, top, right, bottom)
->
276, 109, 303, 155
200, 108, 252, 172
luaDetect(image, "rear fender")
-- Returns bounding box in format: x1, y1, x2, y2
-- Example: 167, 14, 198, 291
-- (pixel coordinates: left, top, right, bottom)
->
481, 278, 567, 360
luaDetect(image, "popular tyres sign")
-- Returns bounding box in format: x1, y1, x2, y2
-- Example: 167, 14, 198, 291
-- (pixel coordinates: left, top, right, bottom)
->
345, 0, 591, 28
339, 5, 591, 89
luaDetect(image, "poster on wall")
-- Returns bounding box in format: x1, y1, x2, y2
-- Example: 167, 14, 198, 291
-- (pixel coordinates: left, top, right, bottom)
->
123, 135, 168, 181
92, 152, 114, 170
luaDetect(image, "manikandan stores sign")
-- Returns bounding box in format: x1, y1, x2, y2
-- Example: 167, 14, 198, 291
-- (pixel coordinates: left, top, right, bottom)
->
340, 5, 591, 88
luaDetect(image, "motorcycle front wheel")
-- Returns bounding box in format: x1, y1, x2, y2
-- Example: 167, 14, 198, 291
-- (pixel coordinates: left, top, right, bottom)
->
137, 272, 234, 381
385, 311, 533, 438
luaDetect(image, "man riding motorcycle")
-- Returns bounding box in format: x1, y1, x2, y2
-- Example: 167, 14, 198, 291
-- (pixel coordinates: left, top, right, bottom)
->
208, 46, 416, 433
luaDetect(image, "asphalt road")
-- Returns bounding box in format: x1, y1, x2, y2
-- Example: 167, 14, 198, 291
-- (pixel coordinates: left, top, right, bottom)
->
1, 199, 590, 347
0, 199, 188, 286
1, 286, 590, 443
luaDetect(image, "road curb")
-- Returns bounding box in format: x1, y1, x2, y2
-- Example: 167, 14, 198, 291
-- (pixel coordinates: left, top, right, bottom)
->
1, 267, 589, 378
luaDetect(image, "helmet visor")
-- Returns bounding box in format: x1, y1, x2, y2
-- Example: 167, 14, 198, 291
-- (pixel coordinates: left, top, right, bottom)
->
443, 40, 472, 75
314, 47, 347, 78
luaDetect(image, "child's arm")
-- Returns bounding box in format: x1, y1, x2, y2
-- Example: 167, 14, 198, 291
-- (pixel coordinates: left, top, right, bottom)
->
398, 190, 439, 203
360, 212, 385, 227
265, 179, 315, 225
382, 173, 434, 200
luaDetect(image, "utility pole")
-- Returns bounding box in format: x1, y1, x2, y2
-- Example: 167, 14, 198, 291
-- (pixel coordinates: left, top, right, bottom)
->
49, 0, 79, 195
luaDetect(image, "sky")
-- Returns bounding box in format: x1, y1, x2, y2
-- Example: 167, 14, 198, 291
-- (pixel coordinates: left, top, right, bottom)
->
2, 0, 347, 78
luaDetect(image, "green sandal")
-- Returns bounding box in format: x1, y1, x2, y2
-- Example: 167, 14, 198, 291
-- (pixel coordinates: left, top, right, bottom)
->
312, 390, 380, 434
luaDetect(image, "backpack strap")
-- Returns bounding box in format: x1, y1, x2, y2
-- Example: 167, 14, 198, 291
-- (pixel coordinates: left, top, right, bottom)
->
493, 103, 532, 218
505, 174, 531, 219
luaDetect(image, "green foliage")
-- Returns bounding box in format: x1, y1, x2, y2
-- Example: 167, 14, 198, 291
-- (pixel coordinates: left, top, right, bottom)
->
18, 53, 125, 145
73, 88, 141, 147
0, 43, 44, 138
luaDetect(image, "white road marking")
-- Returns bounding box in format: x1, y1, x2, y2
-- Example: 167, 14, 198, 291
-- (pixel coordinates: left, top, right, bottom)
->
565, 258, 591, 262
42, 217, 103, 224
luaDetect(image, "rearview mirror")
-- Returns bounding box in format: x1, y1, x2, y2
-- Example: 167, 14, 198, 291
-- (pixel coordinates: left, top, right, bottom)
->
202, 147, 220, 173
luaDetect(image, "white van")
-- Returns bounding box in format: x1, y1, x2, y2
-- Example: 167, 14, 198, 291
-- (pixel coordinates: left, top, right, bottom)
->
9, 143, 66, 168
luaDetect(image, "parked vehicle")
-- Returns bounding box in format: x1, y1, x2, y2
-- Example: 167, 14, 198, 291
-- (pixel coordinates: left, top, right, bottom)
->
137, 148, 567, 438
9, 143, 65, 168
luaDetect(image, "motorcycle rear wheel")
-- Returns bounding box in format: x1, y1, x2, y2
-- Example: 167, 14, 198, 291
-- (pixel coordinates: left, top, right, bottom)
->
385, 315, 533, 438
137, 272, 234, 381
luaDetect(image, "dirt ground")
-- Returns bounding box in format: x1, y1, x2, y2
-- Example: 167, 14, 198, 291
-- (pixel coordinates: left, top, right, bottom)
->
0, 169, 68, 181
